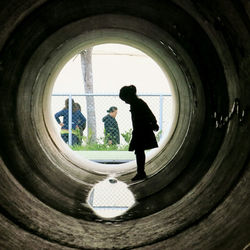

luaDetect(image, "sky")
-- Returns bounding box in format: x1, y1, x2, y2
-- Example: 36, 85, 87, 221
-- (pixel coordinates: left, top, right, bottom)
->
52, 43, 172, 95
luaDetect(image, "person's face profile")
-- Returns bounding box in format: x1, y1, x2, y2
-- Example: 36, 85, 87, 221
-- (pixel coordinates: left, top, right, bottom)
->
121, 95, 131, 104
110, 109, 118, 117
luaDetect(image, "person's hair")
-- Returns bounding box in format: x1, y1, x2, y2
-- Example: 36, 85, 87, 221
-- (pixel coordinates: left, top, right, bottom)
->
107, 106, 118, 113
119, 85, 137, 101
74, 102, 81, 112
64, 98, 78, 112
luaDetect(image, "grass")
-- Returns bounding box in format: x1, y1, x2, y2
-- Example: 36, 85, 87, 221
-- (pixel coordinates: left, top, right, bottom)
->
71, 143, 129, 151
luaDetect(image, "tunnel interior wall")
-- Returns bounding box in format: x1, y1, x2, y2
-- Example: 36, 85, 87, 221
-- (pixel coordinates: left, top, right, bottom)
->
0, 0, 250, 249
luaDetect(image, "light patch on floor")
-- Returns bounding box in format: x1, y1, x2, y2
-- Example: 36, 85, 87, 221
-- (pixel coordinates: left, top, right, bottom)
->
87, 177, 135, 218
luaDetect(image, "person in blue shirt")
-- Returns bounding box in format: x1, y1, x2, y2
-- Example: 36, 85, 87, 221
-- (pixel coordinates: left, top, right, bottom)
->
55, 98, 86, 145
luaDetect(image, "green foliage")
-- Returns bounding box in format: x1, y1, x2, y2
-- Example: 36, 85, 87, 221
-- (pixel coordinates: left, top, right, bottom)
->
86, 127, 94, 144
71, 130, 129, 151
121, 129, 132, 143
103, 129, 110, 145
75, 127, 82, 139
71, 143, 129, 151
156, 130, 162, 142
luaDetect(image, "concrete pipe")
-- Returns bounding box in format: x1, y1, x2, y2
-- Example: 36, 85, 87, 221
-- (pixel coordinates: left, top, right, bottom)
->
0, 0, 249, 249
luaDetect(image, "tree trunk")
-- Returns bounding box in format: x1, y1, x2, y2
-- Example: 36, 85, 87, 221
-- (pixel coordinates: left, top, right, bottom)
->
80, 48, 96, 143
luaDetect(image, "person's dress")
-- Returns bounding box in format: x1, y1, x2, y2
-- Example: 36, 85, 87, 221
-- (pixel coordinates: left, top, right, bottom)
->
129, 98, 158, 151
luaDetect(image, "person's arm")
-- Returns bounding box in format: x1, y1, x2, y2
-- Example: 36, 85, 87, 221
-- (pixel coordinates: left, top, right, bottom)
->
54, 110, 64, 125
142, 101, 159, 131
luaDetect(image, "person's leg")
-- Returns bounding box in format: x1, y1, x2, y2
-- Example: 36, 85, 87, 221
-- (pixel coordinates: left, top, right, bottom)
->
78, 128, 83, 145
135, 149, 146, 175
77, 136, 82, 145
132, 149, 146, 181
72, 134, 79, 145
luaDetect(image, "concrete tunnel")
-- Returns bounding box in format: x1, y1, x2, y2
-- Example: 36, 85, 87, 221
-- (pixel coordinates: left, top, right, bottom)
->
0, 0, 250, 249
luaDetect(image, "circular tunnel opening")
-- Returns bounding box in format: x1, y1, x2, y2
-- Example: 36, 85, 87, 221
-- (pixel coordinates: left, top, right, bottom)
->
50, 43, 177, 176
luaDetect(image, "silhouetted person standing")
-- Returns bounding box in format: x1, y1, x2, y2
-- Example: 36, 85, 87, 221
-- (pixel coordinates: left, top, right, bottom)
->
119, 85, 159, 181
102, 106, 120, 145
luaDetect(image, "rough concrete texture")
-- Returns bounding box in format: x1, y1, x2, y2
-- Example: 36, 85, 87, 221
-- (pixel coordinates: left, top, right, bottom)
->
0, 0, 249, 249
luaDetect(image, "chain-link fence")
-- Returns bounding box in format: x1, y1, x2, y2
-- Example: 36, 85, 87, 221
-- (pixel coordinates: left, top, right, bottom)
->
52, 93, 174, 148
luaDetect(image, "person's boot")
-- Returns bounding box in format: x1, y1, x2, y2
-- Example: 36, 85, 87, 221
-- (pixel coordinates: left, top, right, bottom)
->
131, 172, 147, 181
